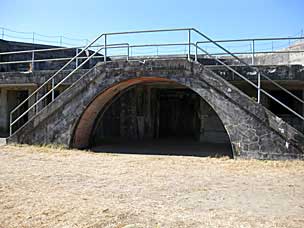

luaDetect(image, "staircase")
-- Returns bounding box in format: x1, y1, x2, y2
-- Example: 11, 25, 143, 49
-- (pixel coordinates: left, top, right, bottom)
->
6, 28, 304, 159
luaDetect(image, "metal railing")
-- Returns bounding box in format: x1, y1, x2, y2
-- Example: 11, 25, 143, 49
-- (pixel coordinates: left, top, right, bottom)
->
0, 43, 130, 70
196, 36, 304, 65
1, 35, 304, 71
8, 28, 304, 135
0, 27, 90, 46
192, 28, 304, 119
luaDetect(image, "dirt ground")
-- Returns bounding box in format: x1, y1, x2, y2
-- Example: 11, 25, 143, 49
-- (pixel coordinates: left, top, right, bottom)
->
0, 145, 304, 228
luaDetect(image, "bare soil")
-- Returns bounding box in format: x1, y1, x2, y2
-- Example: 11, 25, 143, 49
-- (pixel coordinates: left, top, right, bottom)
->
0, 144, 304, 228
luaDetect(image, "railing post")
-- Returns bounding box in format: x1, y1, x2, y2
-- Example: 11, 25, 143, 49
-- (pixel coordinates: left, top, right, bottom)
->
32, 32, 35, 44
104, 34, 107, 63
127, 45, 129, 61
31, 51, 35, 72
195, 42, 198, 62
188, 29, 191, 61
35, 93, 38, 114
288, 39, 291, 65
75, 48, 78, 69
9, 113, 12, 136
51, 79, 55, 101
252, 39, 255, 65
257, 72, 261, 103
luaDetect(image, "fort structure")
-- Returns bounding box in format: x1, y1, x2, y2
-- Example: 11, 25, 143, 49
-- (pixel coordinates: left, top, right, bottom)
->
1, 28, 304, 160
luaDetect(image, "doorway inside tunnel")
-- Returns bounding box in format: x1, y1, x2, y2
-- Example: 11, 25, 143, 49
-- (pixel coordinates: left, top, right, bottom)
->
89, 82, 233, 157
158, 89, 198, 139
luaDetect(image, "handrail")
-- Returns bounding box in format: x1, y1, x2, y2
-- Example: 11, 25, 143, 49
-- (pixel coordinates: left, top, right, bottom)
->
8, 28, 304, 136
194, 44, 304, 121
1, 48, 304, 67
9, 43, 131, 129
10, 42, 191, 129
10, 44, 105, 129
0, 43, 127, 56
192, 29, 304, 106
9, 32, 107, 134
196, 50, 304, 56
195, 36, 304, 66
197, 36, 304, 44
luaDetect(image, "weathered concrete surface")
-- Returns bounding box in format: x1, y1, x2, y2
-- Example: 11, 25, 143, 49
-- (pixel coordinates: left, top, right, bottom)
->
207, 64, 304, 82
0, 69, 90, 85
1, 65, 304, 85
7, 59, 304, 160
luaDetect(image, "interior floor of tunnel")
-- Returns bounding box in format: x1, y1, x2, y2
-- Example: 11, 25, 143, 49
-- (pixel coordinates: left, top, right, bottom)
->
89, 81, 233, 158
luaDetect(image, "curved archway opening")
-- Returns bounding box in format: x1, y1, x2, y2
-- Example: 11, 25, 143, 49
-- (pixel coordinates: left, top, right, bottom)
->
72, 77, 233, 158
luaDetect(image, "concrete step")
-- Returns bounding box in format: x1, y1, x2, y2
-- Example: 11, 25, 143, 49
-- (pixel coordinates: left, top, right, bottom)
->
0, 138, 7, 145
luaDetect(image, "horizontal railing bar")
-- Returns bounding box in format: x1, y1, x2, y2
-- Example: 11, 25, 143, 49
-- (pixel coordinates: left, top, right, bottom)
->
0, 55, 102, 65
0, 46, 78, 55
0, 42, 127, 56
201, 50, 304, 56
197, 36, 304, 44
0, 43, 130, 65
2, 49, 304, 66
129, 42, 190, 48
105, 28, 192, 36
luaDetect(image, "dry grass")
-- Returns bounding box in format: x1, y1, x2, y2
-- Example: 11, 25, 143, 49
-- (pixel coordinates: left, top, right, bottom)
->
0, 144, 304, 228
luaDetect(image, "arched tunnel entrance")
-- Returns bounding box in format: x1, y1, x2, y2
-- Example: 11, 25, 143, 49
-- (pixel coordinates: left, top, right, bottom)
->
73, 78, 233, 158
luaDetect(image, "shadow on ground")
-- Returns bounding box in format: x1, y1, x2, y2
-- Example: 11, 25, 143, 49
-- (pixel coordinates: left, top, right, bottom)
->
91, 139, 233, 158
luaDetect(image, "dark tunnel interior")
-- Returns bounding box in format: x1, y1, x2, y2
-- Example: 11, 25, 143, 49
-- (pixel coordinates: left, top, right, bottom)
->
90, 82, 233, 158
